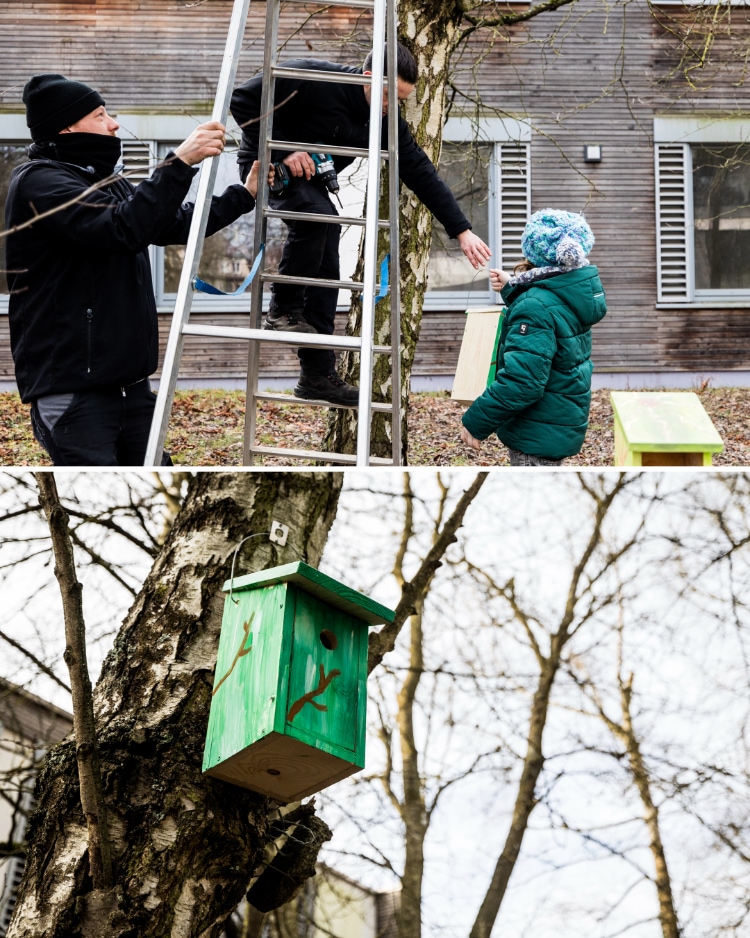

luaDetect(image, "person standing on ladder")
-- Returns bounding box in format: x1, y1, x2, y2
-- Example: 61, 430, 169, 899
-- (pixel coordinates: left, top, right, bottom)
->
231, 42, 491, 407
6, 73, 265, 466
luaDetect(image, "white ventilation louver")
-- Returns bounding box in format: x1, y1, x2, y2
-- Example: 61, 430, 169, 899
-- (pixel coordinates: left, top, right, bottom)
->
655, 143, 691, 302
121, 139, 157, 184
498, 142, 530, 270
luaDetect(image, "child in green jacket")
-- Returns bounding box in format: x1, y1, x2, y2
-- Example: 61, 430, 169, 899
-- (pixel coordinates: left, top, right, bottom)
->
460, 209, 606, 465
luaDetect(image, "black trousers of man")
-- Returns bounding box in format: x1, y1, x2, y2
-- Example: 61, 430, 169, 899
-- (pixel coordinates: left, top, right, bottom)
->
269, 177, 341, 375
30, 379, 171, 466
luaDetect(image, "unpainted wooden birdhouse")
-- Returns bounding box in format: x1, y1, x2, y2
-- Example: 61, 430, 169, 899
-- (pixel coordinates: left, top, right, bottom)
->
451, 306, 505, 403
203, 561, 394, 802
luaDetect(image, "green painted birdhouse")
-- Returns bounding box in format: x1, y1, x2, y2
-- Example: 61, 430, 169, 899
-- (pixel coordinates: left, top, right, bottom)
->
203, 561, 394, 802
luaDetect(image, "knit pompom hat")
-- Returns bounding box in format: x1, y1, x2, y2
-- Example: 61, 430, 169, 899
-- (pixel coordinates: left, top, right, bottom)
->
23, 74, 105, 140
521, 209, 595, 269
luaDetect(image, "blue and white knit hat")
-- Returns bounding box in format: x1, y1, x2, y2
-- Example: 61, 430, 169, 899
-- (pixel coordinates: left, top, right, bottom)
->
521, 209, 595, 269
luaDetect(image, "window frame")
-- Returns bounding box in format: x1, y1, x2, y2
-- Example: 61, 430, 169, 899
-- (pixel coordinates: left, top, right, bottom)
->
655, 115, 750, 307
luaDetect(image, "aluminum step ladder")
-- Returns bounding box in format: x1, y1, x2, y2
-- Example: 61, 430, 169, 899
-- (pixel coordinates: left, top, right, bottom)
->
144, 0, 401, 467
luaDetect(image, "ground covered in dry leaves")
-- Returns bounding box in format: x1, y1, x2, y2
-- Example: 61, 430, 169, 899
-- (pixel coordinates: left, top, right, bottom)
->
1, 387, 748, 467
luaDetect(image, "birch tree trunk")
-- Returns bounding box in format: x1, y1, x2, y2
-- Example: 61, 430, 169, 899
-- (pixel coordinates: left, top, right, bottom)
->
325, 1, 462, 461
395, 606, 428, 938
8, 472, 343, 938
607, 674, 681, 938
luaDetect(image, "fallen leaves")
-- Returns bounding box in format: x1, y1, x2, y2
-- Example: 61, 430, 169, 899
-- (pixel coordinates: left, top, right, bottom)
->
1, 386, 748, 468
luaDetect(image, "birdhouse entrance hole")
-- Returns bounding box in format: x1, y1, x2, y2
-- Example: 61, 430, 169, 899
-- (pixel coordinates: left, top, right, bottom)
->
320, 629, 337, 650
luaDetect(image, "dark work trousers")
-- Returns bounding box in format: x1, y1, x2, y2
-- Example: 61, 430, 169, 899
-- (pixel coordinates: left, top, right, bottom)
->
30, 379, 172, 467
270, 178, 341, 375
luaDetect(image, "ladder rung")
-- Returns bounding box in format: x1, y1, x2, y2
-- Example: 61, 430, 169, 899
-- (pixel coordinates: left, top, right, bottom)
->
250, 444, 394, 466
271, 67, 372, 87
183, 323, 359, 350
181, 323, 392, 355
260, 272, 369, 292
280, 0, 375, 7
267, 140, 388, 161
255, 391, 393, 413
264, 208, 389, 228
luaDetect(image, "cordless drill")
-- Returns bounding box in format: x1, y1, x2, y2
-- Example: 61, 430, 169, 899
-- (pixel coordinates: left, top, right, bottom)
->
269, 152, 340, 196
310, 152, 339, 195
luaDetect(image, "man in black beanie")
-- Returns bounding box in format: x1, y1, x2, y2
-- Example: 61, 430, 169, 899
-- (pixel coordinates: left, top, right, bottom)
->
5, 73, 263, 466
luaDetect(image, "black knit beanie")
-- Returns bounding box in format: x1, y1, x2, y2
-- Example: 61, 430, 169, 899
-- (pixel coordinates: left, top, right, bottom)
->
23, 73, 105, 140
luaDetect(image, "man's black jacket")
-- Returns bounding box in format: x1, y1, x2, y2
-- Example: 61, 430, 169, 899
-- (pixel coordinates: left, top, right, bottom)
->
230, 59, 471, 239
6, 148, 255, 402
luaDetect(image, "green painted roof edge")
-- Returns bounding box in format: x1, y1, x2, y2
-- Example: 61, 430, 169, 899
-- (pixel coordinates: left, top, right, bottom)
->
628, 441, 724, 452
222, 560, 395, 626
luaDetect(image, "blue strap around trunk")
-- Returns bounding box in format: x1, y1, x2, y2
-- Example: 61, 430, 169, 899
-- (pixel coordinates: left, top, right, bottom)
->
375, 254, 389, 303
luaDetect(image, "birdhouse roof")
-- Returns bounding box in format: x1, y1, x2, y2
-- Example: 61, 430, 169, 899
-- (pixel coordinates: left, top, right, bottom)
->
223, 561, 395, 626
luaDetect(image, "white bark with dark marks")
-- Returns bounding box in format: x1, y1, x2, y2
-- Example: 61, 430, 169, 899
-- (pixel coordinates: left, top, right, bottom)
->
9, 472, 343, 938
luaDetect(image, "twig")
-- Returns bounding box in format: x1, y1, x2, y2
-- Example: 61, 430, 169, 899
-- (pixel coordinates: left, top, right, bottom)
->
35, 472, 113, 890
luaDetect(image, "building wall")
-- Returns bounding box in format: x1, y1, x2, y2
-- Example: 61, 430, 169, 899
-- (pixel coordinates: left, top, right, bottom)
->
459, 0, 750, 375
1, 0, 749, 383
0, 681, 72, 936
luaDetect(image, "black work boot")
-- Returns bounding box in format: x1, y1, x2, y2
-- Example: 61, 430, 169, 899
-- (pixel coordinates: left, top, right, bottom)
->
294, 371, 359, 407
264, 305, 317, 334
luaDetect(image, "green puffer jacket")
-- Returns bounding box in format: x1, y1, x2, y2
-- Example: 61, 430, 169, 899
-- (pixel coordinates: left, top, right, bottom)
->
462, 266, 607, 460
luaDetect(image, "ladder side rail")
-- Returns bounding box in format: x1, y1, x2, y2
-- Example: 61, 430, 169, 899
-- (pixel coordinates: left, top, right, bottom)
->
243, 0, 283, 465
386, 2, 402, 465
144, 0, 254, 466
356, 0, 388, 466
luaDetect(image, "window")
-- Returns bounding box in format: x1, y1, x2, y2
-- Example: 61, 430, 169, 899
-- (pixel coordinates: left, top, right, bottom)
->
692, 144, 750, 291
157, 143, 275, 304
427, 142, 492, 296
0, 144, 32, 298
655, 117, 750, 304
424, 118, 531, 311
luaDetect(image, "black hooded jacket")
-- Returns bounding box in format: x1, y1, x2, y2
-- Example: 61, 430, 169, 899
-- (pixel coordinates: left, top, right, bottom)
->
5, 143, 255, 402
230, 59, 471, 239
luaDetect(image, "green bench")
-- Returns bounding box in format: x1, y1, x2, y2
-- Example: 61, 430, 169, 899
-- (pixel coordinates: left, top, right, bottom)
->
610, 391, 724, 466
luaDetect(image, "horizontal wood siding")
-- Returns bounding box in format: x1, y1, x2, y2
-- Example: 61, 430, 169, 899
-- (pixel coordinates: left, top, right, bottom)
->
0, 1, 364, 112
1, 1, 750, 378
454, 1, 750, 373
0, 311, 465, 387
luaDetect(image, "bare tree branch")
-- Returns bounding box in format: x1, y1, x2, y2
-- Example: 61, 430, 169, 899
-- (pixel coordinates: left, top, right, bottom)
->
34, 472, 113, 890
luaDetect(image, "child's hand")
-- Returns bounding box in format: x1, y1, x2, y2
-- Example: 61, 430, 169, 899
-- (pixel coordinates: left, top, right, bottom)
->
460, 425, 482, 451
489, 268, 511, 292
